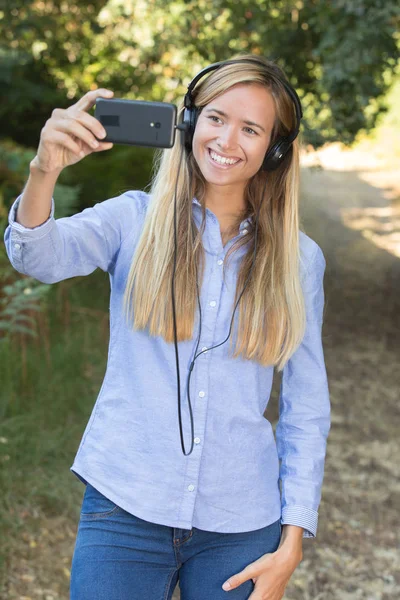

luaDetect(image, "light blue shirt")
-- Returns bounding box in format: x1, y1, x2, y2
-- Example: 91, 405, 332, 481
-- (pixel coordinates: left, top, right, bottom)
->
4, 189, 331, 538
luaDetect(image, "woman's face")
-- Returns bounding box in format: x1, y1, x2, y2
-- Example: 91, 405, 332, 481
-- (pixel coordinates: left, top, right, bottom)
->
192, 83, 276, 189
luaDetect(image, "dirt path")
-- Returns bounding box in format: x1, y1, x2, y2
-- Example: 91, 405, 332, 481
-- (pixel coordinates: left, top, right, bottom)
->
276, 164, 400, 599
4, 158, 400, 599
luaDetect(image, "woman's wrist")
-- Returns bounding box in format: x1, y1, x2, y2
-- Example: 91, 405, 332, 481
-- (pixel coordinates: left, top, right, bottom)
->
278, 524, 303, 560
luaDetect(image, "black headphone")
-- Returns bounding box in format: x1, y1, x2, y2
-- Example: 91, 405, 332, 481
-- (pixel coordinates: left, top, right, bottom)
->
180, 57, 303, 171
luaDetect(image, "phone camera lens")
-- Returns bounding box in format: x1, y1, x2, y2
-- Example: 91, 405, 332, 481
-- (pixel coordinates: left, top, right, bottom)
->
155, 122, 161, 129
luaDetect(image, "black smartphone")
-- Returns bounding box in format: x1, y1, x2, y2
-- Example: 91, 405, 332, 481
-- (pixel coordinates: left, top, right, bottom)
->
94, 98, 177, 148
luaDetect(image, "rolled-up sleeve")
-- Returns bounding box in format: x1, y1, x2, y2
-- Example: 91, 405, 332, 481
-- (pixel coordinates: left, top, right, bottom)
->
3, 190, 145, 284
275, 244, 331, 539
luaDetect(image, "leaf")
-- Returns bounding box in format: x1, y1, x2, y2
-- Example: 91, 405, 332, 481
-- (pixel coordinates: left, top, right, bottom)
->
11, 324, 37, 337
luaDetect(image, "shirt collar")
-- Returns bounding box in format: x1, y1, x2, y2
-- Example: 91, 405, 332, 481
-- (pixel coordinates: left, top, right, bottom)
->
192, 197, 253, 230
191, 197, 253, 256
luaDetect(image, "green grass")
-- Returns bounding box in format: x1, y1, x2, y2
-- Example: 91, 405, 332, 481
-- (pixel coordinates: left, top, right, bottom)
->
0, 269, 112, 583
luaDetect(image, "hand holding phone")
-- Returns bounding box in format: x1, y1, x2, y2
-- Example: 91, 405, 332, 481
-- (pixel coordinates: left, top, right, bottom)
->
94, 98, 177, 148
32, 89, 115, 174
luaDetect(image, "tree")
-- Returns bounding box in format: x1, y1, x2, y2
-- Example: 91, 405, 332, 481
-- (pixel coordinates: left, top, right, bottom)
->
1, 0, 398, 149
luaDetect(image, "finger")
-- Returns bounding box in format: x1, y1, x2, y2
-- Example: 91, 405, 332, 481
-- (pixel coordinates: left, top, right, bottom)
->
73, 110, 108, 141
73, 88, 114, 113
222, 576, 242, 591
92, 142, 114, 152
45, 129, 84, 157
54, 117, 103, 150
222, 566, 257, 591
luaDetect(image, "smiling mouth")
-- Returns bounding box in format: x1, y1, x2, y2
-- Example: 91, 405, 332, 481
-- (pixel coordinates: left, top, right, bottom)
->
207, 148, 242, 167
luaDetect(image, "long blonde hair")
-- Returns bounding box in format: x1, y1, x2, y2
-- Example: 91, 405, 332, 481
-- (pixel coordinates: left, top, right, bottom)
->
122, 53, 306, 372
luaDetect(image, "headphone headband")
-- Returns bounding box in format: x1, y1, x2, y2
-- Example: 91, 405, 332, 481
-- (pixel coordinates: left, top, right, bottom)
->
181, 57, 303, 171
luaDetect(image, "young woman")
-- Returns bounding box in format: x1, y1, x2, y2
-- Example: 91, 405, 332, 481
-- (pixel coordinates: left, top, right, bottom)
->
4, 54, 331, 600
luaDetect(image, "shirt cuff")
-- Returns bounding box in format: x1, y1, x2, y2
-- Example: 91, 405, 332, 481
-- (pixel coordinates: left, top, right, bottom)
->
281, 505, 318, 538
8, 194, 55, 239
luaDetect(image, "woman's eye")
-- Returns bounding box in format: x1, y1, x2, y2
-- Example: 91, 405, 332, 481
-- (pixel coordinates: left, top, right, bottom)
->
207, 116, 257, 135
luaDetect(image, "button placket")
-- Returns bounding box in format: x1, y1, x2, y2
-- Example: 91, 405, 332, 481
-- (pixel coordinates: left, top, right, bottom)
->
180, 253, 222, 525
179, 240, 223, 527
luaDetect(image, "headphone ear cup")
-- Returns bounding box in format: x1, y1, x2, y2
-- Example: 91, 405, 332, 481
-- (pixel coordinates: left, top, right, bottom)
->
181, 107, 192, 152
192, 106, 200, 134
262, 138, 292, 171
182, 106, 200, 153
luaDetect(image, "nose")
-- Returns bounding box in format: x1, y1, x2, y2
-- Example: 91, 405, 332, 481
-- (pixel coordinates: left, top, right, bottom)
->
217, 126, 239, 152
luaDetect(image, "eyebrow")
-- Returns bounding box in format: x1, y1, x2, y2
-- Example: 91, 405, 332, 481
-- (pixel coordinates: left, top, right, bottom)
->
204, 107, 266, 133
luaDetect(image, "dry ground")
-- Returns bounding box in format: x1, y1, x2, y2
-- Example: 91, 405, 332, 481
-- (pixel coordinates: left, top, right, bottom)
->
4, 146, 400, 599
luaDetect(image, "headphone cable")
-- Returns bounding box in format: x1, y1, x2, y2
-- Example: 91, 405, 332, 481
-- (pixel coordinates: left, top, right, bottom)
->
172, 139, 269, 455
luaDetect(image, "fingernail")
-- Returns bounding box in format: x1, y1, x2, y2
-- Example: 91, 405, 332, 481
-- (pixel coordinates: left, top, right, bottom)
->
222, 582, 231, 591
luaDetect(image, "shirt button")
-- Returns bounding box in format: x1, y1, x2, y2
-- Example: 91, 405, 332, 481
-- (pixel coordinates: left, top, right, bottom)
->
217, 259, 223, 265
209, 300, 216, 307
242, 229, 248, 235
188, 484, 195, 491
14, 243, 21, 249
194, 437, 200, 444
201, 346, 208, 353
198, 391, 205, 397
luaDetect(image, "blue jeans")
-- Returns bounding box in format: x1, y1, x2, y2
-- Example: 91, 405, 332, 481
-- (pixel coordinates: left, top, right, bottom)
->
70, 483, 282, 600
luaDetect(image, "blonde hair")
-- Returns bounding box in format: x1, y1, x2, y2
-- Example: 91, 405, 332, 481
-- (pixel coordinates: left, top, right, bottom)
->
122, 53, 306, 371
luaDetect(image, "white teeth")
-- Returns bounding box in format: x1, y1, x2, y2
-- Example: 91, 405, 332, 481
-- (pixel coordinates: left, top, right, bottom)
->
209, 150, 239, 165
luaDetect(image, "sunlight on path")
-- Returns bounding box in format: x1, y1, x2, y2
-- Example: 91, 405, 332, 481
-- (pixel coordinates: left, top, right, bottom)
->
301, 142, 400, 259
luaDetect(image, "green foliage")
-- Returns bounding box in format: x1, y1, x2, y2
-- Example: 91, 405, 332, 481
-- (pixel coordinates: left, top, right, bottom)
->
0, 140, 37, 222
0, 278, 49, 339
0, 138, 81, 222
1, 0, 398, 149
59, 144, 155, 213
0, 140, 82, 352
